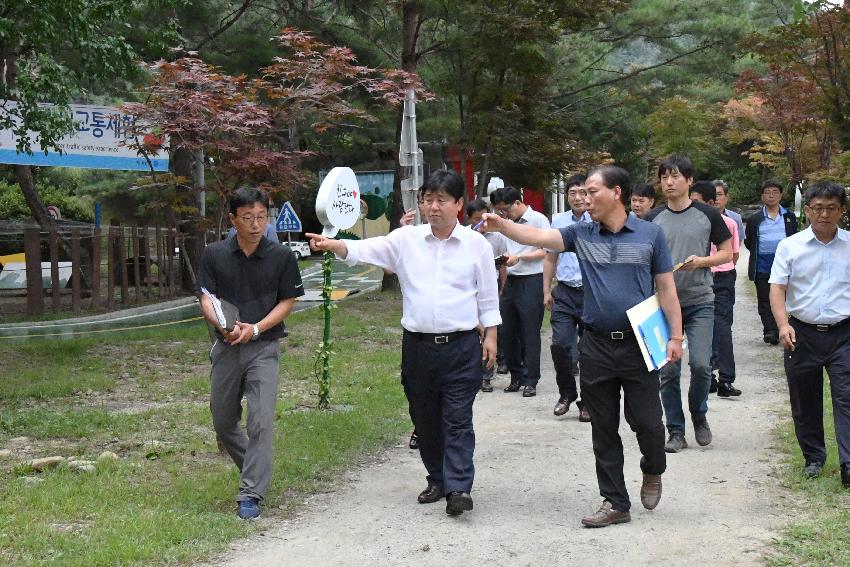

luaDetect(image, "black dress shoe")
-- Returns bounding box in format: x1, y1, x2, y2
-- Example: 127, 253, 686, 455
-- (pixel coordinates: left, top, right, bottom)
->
418, 482, 444, 504
445, 491, 473, 516
841, 463, 850, 488
709, 377, 718, 393
554, 395, 576, 416
496, 362, 509, 375
522, 385, 536, 397
409, 430, 419, 450
717, 382, 742, 397
764, 333, 779, 345
504, 382, 521, 392
803, 461, 823, 478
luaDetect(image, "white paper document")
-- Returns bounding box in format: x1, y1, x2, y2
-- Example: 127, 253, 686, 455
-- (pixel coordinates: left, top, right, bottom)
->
201, 287, 231, 330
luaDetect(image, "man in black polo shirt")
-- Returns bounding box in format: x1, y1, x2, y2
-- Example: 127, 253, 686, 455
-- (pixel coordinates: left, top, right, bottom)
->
197, 186, 304, 520
481, 166, 683, 528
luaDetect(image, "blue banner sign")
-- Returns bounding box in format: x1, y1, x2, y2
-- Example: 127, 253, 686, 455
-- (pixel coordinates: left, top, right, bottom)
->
0, 102, 169, 171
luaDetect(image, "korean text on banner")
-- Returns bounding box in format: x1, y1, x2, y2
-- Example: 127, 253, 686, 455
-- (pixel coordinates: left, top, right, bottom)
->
0, 101, 169, 172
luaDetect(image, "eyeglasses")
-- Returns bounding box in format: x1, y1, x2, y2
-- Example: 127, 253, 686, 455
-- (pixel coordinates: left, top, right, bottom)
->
493, 202, 515, 215
807, 205, 842, 216
237, 214, 269, 224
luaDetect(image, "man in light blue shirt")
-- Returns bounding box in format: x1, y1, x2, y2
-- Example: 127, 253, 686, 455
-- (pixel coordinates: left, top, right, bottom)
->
744, 180, 797, 344
769, 181, 850, 488
545, 173, 591, 421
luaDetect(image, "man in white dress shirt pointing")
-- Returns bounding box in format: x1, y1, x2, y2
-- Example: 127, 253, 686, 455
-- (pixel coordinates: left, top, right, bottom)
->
306, 169, 501, 516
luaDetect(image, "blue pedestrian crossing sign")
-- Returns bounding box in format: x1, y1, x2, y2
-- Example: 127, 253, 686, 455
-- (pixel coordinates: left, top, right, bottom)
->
275, 201, 302, 232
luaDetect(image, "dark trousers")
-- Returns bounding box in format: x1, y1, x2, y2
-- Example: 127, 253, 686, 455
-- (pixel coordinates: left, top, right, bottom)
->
712, 270, 736, 383
754, 273, 778, 337
501, 273, 544, 386
401, 330, 482, 493
785, 319, 850, 466
579, 331, 666, 512
551, 282, 584, 399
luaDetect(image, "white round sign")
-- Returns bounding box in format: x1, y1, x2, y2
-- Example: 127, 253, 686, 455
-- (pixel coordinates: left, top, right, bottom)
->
315, 167, 360, 238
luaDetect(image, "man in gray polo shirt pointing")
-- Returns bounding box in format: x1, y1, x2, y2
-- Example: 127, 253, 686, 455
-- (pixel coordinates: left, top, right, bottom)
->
480, 165, 683, 528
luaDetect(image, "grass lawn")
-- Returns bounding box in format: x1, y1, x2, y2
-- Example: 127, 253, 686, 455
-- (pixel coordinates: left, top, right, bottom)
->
0, 290, 408, 566
768, 375, 850, 566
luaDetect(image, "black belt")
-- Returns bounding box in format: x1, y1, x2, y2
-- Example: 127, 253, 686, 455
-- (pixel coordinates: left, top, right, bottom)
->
405, 329, 477, 344
790, 317, 850, 333
507, 273, 541, 279
585, 324, 634, 341
557, 281, 582, 289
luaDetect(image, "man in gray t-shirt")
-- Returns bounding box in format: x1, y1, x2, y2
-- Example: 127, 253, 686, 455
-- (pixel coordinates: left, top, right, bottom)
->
646, 155, 732, 454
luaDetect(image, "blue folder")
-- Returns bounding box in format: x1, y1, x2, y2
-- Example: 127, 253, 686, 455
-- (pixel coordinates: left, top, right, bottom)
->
636, 309, 671, 370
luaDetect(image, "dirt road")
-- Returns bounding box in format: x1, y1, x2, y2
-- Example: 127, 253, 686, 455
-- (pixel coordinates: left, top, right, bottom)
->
204, 250, 789, 567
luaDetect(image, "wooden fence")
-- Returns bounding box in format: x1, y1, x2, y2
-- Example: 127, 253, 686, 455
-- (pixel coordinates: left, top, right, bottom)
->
18, 225, 181, 316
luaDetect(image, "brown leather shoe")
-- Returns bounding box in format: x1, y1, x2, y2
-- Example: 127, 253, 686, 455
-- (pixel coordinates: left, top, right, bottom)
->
554, 395, 577, 416
640, 473, 662, 510
417, 482, 444, 504
578, 407, 591, 422
581, 500, 631, 528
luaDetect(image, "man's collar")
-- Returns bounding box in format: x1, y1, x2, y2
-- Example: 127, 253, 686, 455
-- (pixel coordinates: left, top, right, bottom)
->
424, 220, 463, 241
593, 212, 635, 235
802, 225, 849, 244
571, 210, 590, 223
762, 205, 786, 217
229, 234, 269, 257
519, 204, 535, 222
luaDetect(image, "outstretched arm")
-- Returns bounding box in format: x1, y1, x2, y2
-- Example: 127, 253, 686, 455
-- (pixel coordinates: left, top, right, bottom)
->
479, 213, 566, 251
305, 233, 349, 258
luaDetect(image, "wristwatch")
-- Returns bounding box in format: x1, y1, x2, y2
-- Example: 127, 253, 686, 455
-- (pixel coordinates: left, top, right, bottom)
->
251, 324, 260, 340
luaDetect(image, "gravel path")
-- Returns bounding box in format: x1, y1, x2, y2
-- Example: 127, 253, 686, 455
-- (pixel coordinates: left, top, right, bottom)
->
203, 250, 789, 567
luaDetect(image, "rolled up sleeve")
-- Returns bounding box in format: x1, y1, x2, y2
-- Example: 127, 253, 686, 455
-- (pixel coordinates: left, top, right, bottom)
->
768, 240, 791, 285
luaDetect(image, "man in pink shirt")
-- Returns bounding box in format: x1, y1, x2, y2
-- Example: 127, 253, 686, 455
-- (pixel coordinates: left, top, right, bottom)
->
690, 181, 741, 397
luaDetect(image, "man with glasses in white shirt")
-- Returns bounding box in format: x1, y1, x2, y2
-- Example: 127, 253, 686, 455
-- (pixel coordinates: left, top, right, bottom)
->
491, 187, 550, 397
306, 169, 500, 517
770, 181, 850, 488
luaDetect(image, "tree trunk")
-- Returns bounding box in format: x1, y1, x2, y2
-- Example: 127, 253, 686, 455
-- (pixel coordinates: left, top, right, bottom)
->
475, 68, 507, 197
15, 165, 54, 229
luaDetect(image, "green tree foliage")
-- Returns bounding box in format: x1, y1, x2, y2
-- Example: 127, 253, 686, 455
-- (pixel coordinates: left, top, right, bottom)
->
555, 0, 797, 177
646, 96, 725, 176
734, 1, 850, 184
0, 0, 180, 233
0, 180, 93, 221
0, 0, 179, 153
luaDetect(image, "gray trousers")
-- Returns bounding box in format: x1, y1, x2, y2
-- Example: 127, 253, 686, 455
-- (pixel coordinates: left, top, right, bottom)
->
210, 338, 280, 502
